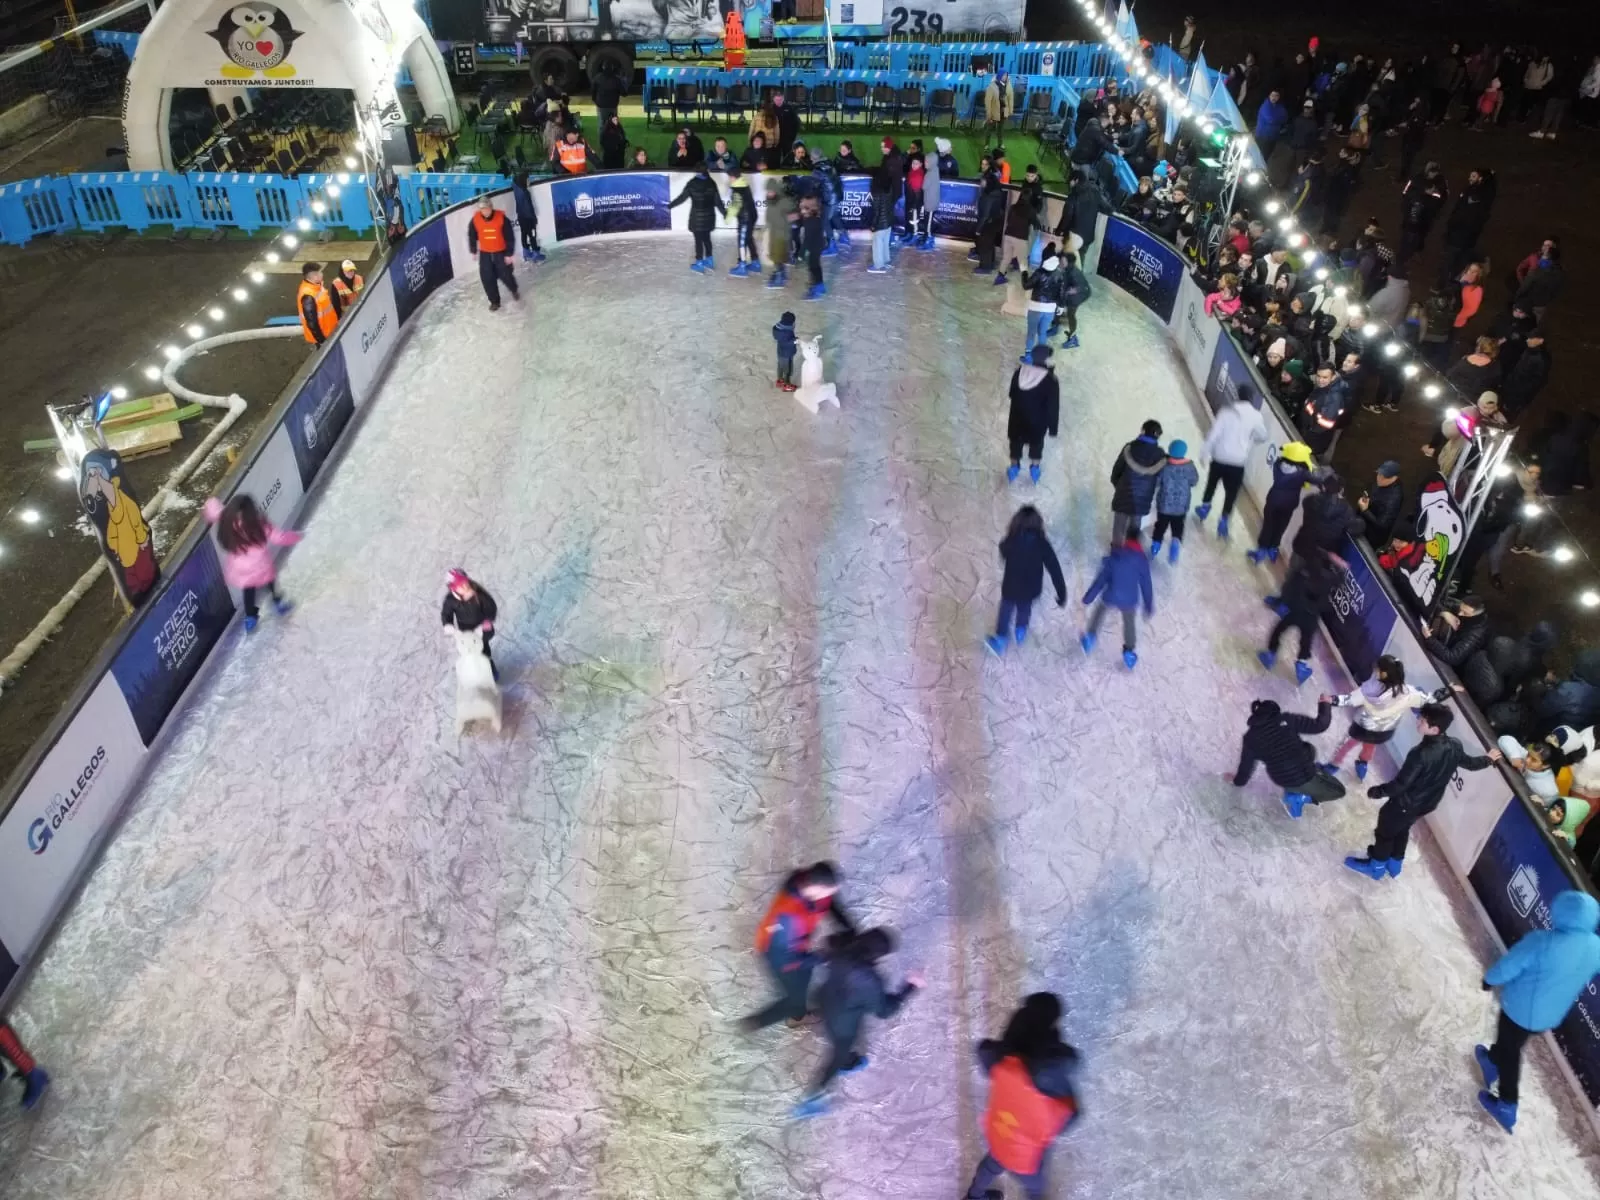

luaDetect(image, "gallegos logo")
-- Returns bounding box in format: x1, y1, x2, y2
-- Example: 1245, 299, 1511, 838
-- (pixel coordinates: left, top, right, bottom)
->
28, 746, 108, 855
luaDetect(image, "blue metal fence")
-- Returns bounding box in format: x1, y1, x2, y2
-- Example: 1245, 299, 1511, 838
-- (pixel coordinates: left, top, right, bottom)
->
397, 173, 506, 224
0, 170, 376, 246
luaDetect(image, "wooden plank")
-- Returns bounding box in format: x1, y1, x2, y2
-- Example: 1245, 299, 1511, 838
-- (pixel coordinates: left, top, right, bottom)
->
105, 392, 183, 459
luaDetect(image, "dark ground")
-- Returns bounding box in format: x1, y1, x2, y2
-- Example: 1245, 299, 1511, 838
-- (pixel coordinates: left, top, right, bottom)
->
1034, 0, 1600, 655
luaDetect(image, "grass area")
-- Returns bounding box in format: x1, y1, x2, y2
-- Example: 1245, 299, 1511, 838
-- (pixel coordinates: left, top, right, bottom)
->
454, 97, 1068, 186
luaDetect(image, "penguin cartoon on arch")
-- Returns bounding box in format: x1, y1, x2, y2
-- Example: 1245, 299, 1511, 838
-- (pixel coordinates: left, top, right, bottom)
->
208, 4, 303, 80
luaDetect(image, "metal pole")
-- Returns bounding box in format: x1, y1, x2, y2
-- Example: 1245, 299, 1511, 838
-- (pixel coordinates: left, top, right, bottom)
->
0, 0, 149, 74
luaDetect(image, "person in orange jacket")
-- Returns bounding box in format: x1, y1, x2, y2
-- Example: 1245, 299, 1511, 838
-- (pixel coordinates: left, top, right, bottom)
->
738, 861, 857, 1031
963, 992, 1080, 1199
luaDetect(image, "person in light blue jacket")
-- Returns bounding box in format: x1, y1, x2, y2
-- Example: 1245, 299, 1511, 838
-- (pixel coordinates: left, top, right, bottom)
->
1475, 889, 1600, 1132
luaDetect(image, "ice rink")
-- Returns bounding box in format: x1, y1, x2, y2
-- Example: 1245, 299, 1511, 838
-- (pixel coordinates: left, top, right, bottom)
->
3, 237, 1597, 1199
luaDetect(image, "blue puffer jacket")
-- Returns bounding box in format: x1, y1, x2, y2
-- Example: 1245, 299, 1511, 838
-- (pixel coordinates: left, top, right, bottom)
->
1083, 544, 1154, 614
1485, 891, 1600, 1033
1155, 457, 1199, 516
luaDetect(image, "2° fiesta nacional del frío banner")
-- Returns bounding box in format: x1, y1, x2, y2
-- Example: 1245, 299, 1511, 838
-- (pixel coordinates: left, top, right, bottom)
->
1096, 215, 1184, 324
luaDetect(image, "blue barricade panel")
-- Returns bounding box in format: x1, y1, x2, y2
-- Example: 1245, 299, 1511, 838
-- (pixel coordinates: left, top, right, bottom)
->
71, 171, 192, 232
0, 177, 76, 244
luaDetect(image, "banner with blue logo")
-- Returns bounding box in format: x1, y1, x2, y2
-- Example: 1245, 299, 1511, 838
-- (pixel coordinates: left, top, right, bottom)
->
285, 342, 355, 490
555, 174, 669, 241
1324, 533, 1398, 682
110, 536, 235, 748
931, 180, 980, 241
1468, 800, 1600, 1109
837, 174, 875, 230
389, 217, 454, 327
1203, 326, 1261, 415
1096, 215, 1184, 324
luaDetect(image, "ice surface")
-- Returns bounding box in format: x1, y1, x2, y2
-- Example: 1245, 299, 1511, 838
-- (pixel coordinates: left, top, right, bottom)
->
2, 238, 1597, 1199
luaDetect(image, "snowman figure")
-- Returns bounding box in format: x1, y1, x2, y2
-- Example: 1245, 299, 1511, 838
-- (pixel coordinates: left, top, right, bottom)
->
793, 336, 839, 415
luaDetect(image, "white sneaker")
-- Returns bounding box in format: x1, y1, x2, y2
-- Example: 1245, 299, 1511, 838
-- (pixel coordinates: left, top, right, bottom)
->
1529, 130, 1544, 138
1547, 133, 1558, 140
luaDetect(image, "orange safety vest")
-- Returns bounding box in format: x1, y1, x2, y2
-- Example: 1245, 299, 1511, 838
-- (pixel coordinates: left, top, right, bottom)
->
999, 160, 1012, 185
558, 140, 588, 174
472, 209, 509, 254
754, 888, 830, 964
331, 271, 364, 303
984, 1056, 1077, 1176
297, 279, 337, 344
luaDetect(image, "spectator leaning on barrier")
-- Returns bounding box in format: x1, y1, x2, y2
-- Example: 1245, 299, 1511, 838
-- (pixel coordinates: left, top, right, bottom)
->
1359, 461, 1405, 546
1423, 593, 1491, 669
704, 135, 736, 173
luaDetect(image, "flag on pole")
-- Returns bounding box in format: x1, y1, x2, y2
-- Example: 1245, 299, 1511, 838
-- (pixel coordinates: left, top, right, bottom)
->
1115, 0, 1139, 45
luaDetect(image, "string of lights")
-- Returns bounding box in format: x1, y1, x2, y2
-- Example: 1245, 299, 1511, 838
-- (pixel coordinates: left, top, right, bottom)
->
1074, 0, 1597, 607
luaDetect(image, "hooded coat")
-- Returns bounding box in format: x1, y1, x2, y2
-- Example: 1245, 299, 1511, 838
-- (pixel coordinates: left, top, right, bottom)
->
1444, 172, 1497, 250
1109, 435, 1168, 515
999, 526, 1067, 605
668, 173, 725, 233
1007, 362, 1060, 445
1485, 891, 1600, 1033
818, 943, 916, 1043
1083, 543, 1154, 614
976, 995, 1080, 1175
1233, 700, 1332, 789
1369, 731, 1493, 814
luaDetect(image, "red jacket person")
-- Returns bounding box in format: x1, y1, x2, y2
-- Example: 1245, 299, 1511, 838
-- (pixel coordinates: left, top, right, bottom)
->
739, 861, 856, 1031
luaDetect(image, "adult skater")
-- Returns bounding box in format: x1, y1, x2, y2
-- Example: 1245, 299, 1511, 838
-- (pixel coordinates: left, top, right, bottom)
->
1109, 419, 1167, 544
1080, 529, 1154, 670
0, 1022, 50, 1109
917, 137, 952, 247
1004, 348, 1061, 484
1231, 696, 1346, 818
963, 993, 1080, 1200
1048, 251, 1091, 349
1019, 253, 1068, 363
1246, 442, 1314, 565
1194, 388, 1267, 539
798, 191, 826, 301
441, 569, 500, 681
740, 862, 858, 1031
668, 166, 725, 272
986, 503, 1068, 656
727, 166, 760, 277
1476, 889, 1600, 1131
764, 178, 795, 288
792, 927, 922, 1119
1343, 703, 1502, 879
1258, 547, 1339, 685
466, 195, 519, 312
510, 173, 546, 263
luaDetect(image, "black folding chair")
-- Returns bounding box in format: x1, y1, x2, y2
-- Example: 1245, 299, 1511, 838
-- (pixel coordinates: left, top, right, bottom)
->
896, 85, 924, 129
928, 88, 958, 128
810, 83, 839, 128
727, 83, 753, 126
1023, 90, 1054, 131
785, 83, 811, 126
840, 81, 869, 124
670, 82, 701, 125
869, 84, 897, 124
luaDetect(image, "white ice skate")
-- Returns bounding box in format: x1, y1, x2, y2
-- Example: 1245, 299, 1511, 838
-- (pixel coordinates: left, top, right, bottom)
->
793, 336, 839, 415
453, 627, 502, 735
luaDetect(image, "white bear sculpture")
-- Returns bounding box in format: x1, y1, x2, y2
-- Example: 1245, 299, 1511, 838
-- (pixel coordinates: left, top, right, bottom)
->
794, 335, 839, 414
453, 627, 502, 735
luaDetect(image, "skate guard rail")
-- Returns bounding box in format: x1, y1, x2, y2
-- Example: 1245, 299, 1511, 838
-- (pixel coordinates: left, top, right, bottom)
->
1, 182, 1594, 1132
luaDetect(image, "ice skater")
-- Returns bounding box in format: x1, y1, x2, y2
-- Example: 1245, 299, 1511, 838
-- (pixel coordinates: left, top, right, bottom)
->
1080, 529, 1154, 670
466, 195, 519, 311
986, 504, 1067, 657
1230, 697, 1346, 818
792, 927, 922, 1119
1194, 388, 1267, 540
1257, 548, 1340, 686
764, 178, 795, 288
1020, 252, 1066, 362
1005, 346, 1059, 483
902, 141, 926, 245
727, 166, 760, 277
510, 172, 547, 263
441, 568, 500, 681
740, 862, 857, 1032
1343, 704, 1502, 879
1324, 656, 1438, 780
1150, 440, 1199, 565
1475, 889, 1600, 1132
668, 166, 725, 271
963, 993, 1080, 1200
1047, 250, 1091, 349
773, 310, 798, 392
1246, 441, 1315, 565
204, 494, 301, 632
1108, 419, 1166, 544
797, 191, 826, 301
0, 1022, 49, 1110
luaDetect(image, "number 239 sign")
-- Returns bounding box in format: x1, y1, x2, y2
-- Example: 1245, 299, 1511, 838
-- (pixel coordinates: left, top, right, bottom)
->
884, 0, 1022, 36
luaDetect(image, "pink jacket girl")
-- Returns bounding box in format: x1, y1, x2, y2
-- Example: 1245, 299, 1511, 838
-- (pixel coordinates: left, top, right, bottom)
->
203, 494, 302, 629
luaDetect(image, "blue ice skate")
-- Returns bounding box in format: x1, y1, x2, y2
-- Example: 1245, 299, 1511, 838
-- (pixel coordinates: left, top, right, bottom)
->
1123, 649, 1138, 670
1343, 856, 1389, 880
529, 249, 547, 263
992, 272, 1008, 286
766, 268, 787, 288
1079, 632, 1096, 654
1282, 792, 1309, 819
1355, 759, 1369, 782
1474, 1044, 1499, 1089
1384, 857, 1403, 877
1217, 515, 1231, 539
821, 243, 840, 257
1194, 503, 1212, 521
1014, 626, 1028, 646
1150, 539, 1163, 559
1264, 595, 1290, 617
690, 258, 709, 273
273, 597, 294, 617
985, 635, 1007, 657
521, 247, 536, 262
1257, 649, 1277, 671
972, 264, 989, 275
966, 249, 979, 262
1168, 540, 1181, 564
792, 1095, 831, 1120
729, 262, 750, 277
19, 1067, 49, 1110
805, 283, 826, 301
1061, 334, 1080, 350
841, 1054, 870, 1076
1294, 660, 1314, 686
1006, 463, 1021, 482
1478, 1090, 1517, 1133
244, 614, 259, 633
1029, 463, 1041, 484
1319, 762, 1340, 776
867, 265, 890, 274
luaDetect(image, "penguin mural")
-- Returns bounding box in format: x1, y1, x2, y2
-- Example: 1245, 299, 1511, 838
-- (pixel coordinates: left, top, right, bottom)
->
208, 4, 304, 80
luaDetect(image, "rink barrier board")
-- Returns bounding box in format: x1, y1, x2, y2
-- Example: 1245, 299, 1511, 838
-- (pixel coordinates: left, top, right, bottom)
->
1, 188, 1595, 1130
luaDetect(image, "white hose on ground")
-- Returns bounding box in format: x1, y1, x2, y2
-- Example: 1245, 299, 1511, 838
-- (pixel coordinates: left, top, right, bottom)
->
0, 326, 303, 689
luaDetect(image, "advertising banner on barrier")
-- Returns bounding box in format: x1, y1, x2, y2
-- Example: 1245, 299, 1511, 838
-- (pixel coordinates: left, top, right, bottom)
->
1324, 533, 1398, 683
1172, 272, 1221, 392
389, 216, 453, 326
1096, 216, 1184, 323
285, 342, 355, 490
236, 424, 304, 530
554, 173, 670, 241
932, 180, 980, 241
110, 537, 235, 747
1469, 800, 1600, 1109
340, 269, 400, 406
838, 174, 874, 230
0, 674, 148, 959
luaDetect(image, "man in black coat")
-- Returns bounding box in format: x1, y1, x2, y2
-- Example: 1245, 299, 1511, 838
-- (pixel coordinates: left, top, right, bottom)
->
1069, 113, 1115, 166
1499, 331, 1550, 424
1109, 419, 1167, 543
591, 60, 625, 129
1345, 704, 1501, 878
1056, 170, 1111, 261
1358, 461, 1405, 546
1231, 697, 1346, 817
1442, 167, 1497, 280
1423, 593, 1490, 668
1398, 162, 1449, 264
973, 174, 1007, 272
667, 167, 725, 269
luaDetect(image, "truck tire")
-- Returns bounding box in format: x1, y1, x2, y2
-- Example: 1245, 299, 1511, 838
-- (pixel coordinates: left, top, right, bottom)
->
528, 45, 579, 94
587, 45, 634, 89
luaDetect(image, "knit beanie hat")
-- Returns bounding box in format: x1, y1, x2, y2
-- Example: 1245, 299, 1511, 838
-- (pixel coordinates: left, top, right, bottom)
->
1168, 439, 1188, 458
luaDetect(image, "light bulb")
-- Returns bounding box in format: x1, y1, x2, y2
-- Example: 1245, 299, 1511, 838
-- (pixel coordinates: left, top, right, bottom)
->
1289, 233, 1306, 248
1277, 217, 1293, 231
1264, 200, 1281, 214
265, 252, 280, 264
1333, 285, 1348, 298
1384, 342, 1401, 358
54, 466, 74, 481
1362, 323, 1381, 339
1424, 383, 1442, 399
282, 234, 299, 249
1302, 250, 1319, 266
1347, 304, 1363, 317
232, 287, 248, 302
311, 201, 326, 215
1445, 407, 1460, 421
161, 345, 180, 360
1555, 546, 1577, 564
1582, 590, 1600, 609
110, 385, 128, 399
207, 306, 225, 321
327, 184, 341, 198
19, 509, 40, 525
250, 270, 266, 283
344, 155, 358, 169
335, 172, 350, 185
186, 323, 205, 339
1314, 268, 1330, 281
143, 365, 161, 380
296, 217, 312, 231
1523, 502, 1542, 518
1402, 363, 1420, 378
1246, 171, 1262, 186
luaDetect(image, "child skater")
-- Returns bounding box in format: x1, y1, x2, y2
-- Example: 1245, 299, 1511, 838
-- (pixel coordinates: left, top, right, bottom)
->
1005, 345, 1060, 483
740, 862, 857, 1032
727, 166, 761, 277
1150, 439, 1199, 565
0, 1022, 49, 1109
1081, 529, 1154, 670
1257, 546, 1339, 685
1246, 441, 1314, 565
204, 493, 301, 632
773, 311, 798, 392
1326, 655, 1439, 780
963, 993, 1080, 1200
792, 927, 922, 1119
441, 568, 499, 680
986, 505, 1067, 656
